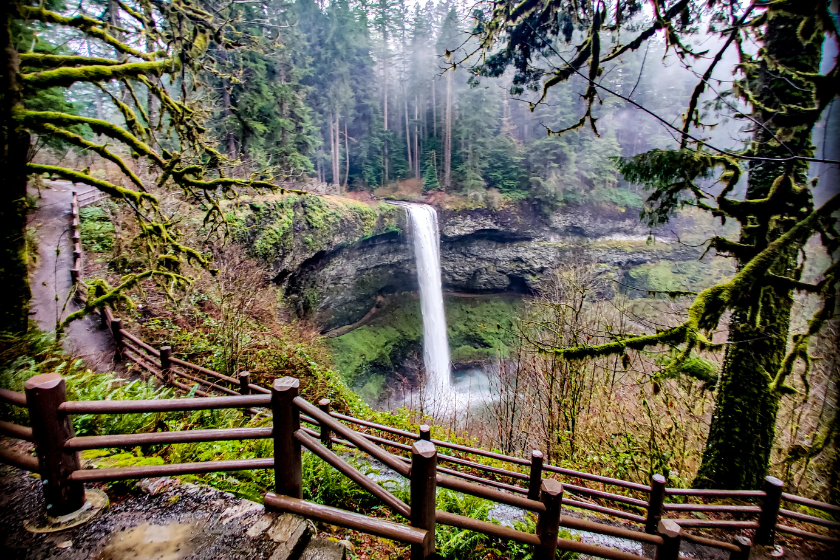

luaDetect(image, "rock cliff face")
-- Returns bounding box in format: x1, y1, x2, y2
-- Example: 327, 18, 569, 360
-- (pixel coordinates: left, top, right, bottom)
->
437, 203, 650, 240
236, 196, 700, 331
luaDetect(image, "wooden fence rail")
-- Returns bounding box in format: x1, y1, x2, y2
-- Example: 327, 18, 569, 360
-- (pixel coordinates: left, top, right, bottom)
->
15, 369, 837, 558
1, 197, 835, 556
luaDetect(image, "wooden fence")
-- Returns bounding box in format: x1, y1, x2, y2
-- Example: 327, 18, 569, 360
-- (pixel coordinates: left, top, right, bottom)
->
1, 194, 836, 559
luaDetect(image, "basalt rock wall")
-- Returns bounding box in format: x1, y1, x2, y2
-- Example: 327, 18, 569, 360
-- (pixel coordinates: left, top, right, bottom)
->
256, 200, 702, 332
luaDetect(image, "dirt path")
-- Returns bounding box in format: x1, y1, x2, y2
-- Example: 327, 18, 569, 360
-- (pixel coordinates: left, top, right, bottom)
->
27, 181, 116, 372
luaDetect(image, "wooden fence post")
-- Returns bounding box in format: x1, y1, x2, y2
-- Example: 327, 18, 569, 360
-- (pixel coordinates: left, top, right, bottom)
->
655, 519, 682, 560
110, 318, 123, 360
238, 371, 251, 395
419, 424, 430, 441
729, 535, 752, 560
159, 346, 173, 385
410, 439, 437, 560
24, 373, 85, 516
318, 398, 332, 449
528, 450, 544, 501
755, 476, 783, 546
535, 478, 563, 560
646, 474, 667, 534
272, 377, 302, 499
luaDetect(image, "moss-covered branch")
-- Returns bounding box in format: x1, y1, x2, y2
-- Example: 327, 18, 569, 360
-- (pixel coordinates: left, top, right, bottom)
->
27, 163, 155, 207
29, 123, 145, 190
771, 258, 840, 391
94, 83, 149, 143
18, 6, 163, 61
601, 0, 691, 62
62, 270, 191, 330
765, 274, 820, 293
770, 279, 837, 393
706, 236, 755, 259
21, 57, 177, 89
19, 53, 122, 69
16, 108, 164, 166
112, 0, 149, 26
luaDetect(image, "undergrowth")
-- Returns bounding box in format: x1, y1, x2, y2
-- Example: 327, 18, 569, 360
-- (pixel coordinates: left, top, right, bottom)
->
78, 205, 115, 252
0, 330, 578, 559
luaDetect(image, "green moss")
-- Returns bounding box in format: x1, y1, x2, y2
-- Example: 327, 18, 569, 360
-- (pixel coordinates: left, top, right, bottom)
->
236, 194, 405, 265
624, 259, 735, 297
627, 261, 682, 293
327, 295, 524, 392
301, 195, 343, 230
444, 296, 523, 360
251, 198, 295, 260
327, 300, 423, 386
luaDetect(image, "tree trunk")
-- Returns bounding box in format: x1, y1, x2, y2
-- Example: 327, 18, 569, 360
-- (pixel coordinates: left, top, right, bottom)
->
222, 85, 236, 159
384, 142, 389, 185
316, 151, 323, 184
432, 80, 437, 139
414, 95, 420, 179
343, 120, 349, 188
694, 12, 821, 490
443, 69, 452, 189
330, 111, 340, 187
143, 4, 157, 142
405, 96, 412, 174
328, 113, 334, 185
382, 59, 388, 132
0, 3, 32, 333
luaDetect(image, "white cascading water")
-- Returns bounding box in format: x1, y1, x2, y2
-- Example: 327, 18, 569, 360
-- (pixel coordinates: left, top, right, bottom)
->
404, 204, 451, 394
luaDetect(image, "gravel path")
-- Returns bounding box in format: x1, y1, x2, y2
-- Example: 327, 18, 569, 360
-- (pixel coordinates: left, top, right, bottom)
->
27, 181, 116, 372
0, 462, 280, 560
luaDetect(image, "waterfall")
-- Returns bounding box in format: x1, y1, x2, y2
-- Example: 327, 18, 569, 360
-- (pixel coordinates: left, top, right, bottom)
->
404, 204, 451, 394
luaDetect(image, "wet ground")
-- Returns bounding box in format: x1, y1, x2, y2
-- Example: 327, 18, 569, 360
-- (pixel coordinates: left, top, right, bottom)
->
0, 461, 279, 560
28, 181, 117, 372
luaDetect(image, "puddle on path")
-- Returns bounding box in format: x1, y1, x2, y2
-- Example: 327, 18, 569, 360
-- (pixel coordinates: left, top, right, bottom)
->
96, 522, 203, 560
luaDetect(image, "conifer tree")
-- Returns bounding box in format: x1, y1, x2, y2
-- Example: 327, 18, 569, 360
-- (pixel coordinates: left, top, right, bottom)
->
437, 5, 460, 190
212, 0, 316, 177
422, 149, 440, 191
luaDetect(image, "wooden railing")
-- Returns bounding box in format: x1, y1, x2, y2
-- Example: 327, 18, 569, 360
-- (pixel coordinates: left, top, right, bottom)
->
76, 189, 108, 208
0, 375, 672, 560
3, 195, 837, 558
4, 373, 838, 559
70, 193, 82, 282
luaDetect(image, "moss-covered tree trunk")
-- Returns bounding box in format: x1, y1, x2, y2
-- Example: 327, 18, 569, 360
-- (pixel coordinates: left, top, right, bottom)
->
695, 13, 821, 489
0, 2, 32, 333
